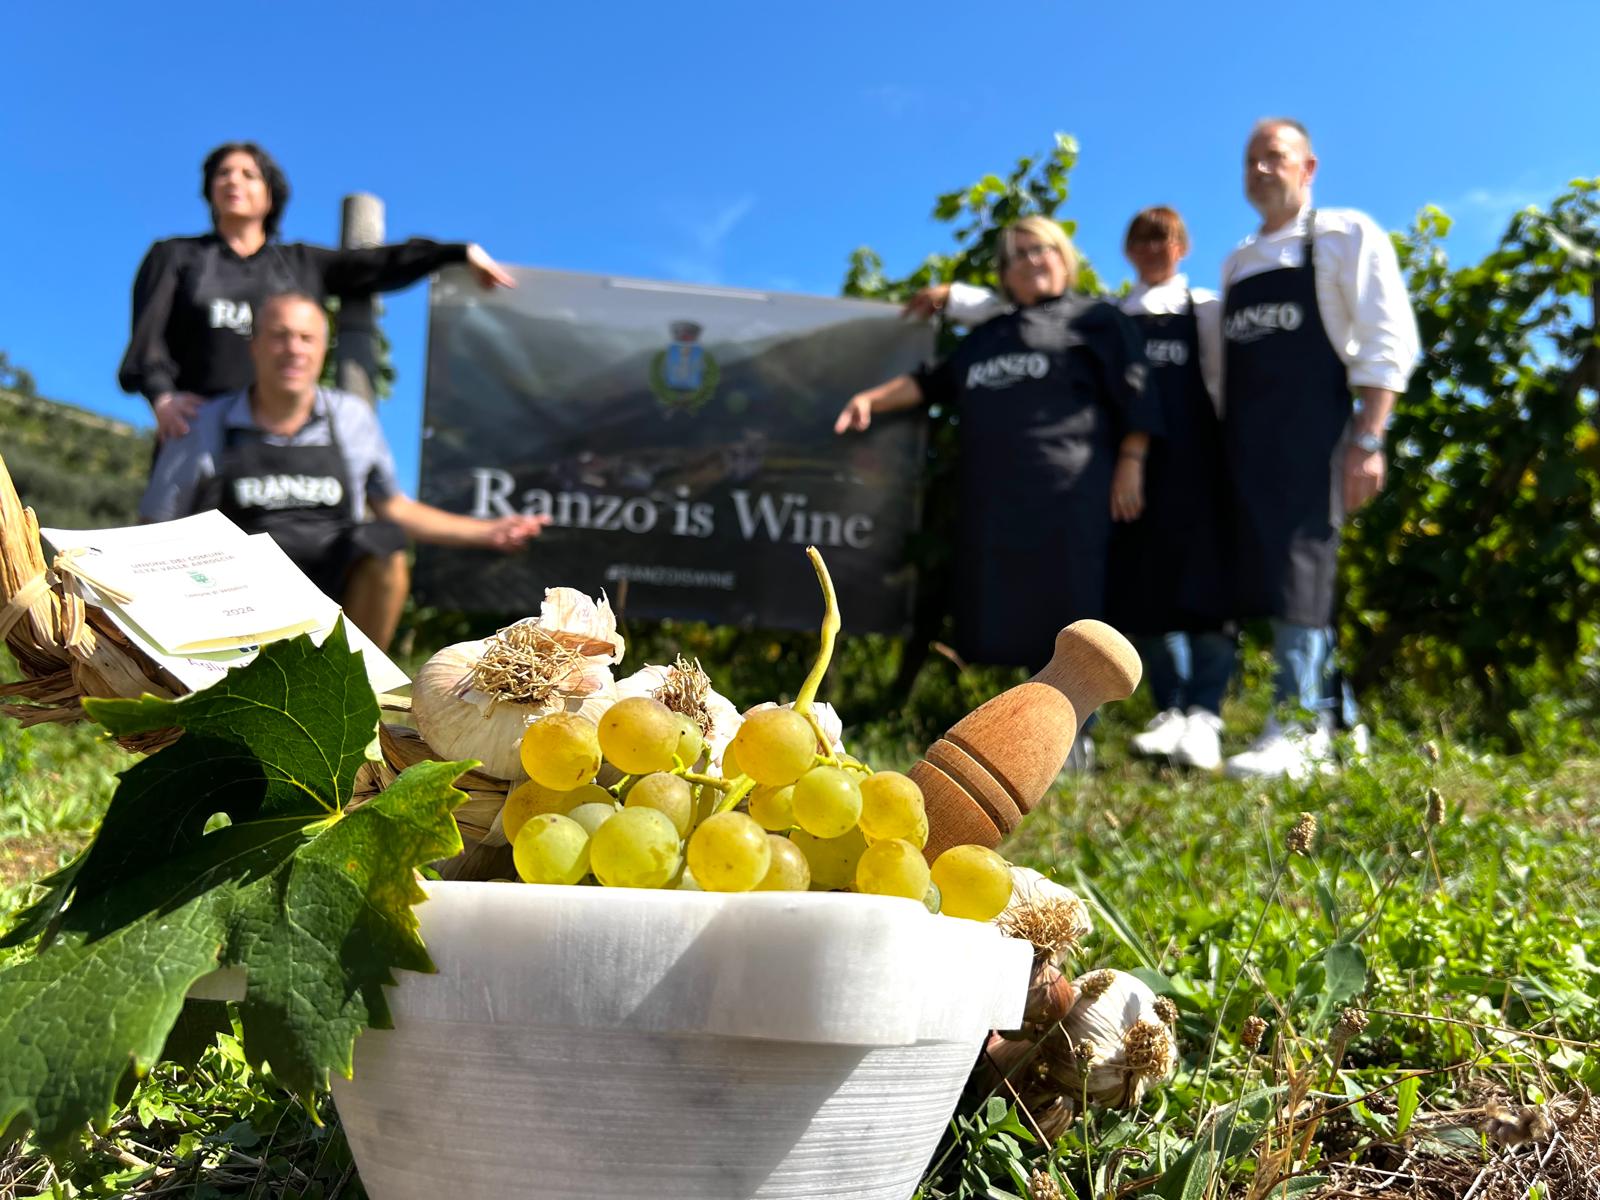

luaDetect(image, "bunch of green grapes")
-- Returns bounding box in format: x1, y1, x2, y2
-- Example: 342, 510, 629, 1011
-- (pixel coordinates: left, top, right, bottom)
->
508, 695, 1013, 921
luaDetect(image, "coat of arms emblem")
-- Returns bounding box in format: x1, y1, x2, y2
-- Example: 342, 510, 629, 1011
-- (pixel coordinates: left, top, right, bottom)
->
649, 320, 720, 415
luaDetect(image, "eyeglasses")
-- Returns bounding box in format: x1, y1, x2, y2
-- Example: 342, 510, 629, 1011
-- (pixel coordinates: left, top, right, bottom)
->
1008, 243, 1059, 264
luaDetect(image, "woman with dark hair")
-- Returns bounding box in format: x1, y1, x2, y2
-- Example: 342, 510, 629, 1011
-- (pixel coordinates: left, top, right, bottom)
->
119, 141, 513, 439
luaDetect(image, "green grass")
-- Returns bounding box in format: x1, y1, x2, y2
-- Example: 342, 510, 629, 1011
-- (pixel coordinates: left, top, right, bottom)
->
2, 666, 1596, 1198
0, 710, 131, 918
920, 708, 1600, 1199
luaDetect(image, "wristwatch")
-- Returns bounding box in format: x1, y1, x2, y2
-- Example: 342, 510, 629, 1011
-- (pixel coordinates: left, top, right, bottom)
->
1353, 431, 1384, 454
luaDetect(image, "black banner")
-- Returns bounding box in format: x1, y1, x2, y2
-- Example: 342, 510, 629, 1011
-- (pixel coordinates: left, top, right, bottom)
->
415, 267, 932, 631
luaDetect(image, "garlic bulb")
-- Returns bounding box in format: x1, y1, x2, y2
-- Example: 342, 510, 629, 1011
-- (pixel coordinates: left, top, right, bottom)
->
1053, 969, 1177, 1109
1022, 961, 1077, 1027
411, 588, 623, 780
614, 657, 742, 772
994, 867, 1093, 959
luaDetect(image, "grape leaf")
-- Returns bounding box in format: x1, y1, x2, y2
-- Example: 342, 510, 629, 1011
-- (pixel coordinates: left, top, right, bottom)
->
0, 625, 468, 1152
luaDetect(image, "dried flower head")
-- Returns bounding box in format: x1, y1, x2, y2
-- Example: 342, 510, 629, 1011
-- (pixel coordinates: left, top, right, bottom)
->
1122, 1019, 1176, 1078
1335, 1008, 1369, 1039
1425, 787, 1445, 828
1286, 811, 1319, 856
1422, 739, 1441, 764
653, 655, 713, 735
1072, 1039, 1097, 1067
1153, 996, 1179, 1027
998, 897, 1093, 959
996, 868, 1094, 959
1481, 1101, 1555, 1147
616, 660, 742, 770
1076, 969, 1117, 1003
1029, 1168, 1067, 1200
1241, 1015, 1268, 1051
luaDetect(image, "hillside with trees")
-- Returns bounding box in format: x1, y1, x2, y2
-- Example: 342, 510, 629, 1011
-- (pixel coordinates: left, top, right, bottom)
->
0, 357, 150, 531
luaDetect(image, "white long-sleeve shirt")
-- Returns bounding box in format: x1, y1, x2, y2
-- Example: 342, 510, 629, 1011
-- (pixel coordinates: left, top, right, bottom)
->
944, 275, 1222, 410
1221, 202, 1420, 393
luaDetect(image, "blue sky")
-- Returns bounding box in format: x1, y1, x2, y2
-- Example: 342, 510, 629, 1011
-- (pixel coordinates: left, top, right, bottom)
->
3, 0, 1596, 491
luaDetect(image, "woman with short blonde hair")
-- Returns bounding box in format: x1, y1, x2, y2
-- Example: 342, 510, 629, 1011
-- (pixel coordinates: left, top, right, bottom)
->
995, 216, 1081, 299
834, 217, 1158, 671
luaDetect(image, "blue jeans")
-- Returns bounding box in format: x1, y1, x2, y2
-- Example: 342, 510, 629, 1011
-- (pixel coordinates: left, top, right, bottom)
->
1136, 631, 1235, 717
1270, 621, 1360, 728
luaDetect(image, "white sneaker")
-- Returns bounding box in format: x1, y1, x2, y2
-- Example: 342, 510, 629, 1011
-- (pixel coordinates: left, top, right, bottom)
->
1343, 723, 1371, 763
1172, 707, 1223, 771
1224, 722, 1335, 782
1130, 709, 1188, 758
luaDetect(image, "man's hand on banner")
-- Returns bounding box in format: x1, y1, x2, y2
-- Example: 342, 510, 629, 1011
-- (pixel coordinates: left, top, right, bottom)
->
834, 393, 875, 434
901, 284, 951, 320
466, 244, 517, 289
835, 375, 923, 434
480, 513, 551, 550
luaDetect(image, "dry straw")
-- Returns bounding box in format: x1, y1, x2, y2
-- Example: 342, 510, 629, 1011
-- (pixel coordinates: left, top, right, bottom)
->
653, 655, 715, 737
0, 451, 181, 753
470, 620, 595, 706
996, 894, 1092, 960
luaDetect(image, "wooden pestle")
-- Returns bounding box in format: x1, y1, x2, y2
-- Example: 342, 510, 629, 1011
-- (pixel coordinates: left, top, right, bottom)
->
912, 620, 1142, 861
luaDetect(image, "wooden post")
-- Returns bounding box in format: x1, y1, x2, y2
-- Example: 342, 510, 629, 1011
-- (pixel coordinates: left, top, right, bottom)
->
335, 193, 385, 402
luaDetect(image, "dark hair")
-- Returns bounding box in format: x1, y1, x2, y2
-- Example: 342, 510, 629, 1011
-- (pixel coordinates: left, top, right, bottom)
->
1123, 206, 1190, 254
201, 142, 291, 239
252, 290, 325, 334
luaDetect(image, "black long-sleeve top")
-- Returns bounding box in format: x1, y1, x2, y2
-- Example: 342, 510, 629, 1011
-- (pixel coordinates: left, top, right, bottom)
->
117, 234, 471, 403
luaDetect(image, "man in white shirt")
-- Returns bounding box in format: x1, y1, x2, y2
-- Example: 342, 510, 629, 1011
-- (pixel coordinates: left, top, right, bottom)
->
1218, 118, 1420, 781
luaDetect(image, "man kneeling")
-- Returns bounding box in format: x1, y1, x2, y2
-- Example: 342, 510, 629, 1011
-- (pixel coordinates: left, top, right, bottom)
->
141, 291, 546, 649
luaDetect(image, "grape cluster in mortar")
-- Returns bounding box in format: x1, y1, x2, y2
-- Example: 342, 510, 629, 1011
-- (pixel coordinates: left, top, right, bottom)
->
506, 693, 1012, 918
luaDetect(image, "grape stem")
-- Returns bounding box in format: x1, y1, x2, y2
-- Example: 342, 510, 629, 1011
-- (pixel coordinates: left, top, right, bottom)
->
793, 545, 838, 717
715, 547, 836, 819
716, 774, 757, 816
801, 710, 839, 766
680, 770, 731, 790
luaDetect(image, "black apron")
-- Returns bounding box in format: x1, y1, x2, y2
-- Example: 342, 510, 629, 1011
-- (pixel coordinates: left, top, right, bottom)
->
205, 402, 360, 596
1222, 218, 1351, 626
952, 304, 1119, 669
1107, 294, 1229, 635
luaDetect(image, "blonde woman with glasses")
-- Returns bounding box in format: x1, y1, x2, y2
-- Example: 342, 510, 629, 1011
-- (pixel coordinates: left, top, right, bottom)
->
835, 216, 1158, 675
